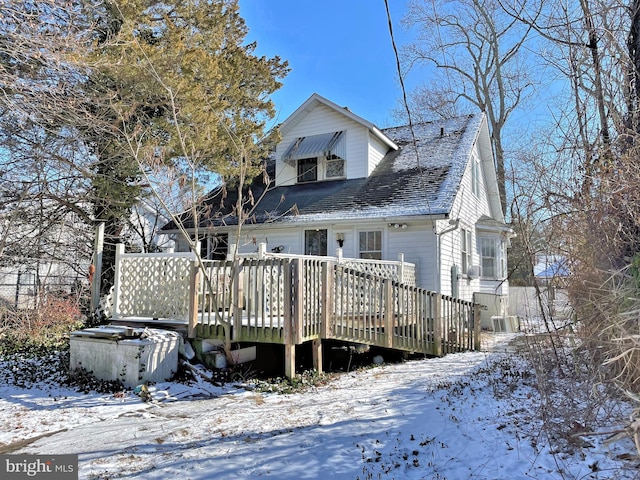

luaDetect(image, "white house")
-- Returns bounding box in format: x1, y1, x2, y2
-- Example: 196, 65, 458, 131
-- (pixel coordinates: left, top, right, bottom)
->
164, 93, 513, 320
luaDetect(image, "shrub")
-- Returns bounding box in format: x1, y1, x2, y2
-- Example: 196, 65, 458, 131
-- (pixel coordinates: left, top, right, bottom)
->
0, 295, 85, 356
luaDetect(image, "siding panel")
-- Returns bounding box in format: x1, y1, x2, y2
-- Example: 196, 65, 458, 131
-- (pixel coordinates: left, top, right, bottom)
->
275, 105, 371, 186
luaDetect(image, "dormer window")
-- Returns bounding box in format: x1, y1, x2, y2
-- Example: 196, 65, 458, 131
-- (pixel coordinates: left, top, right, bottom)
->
326, 154, 344, 178
297, 158, 318, 183
284, 131, 346, 183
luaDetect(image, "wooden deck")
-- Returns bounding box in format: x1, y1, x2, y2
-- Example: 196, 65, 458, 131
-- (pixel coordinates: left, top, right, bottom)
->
108, 245, 481, 377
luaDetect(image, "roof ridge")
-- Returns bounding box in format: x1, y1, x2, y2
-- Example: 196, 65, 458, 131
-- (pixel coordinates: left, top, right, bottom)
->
381, 113, 481, 132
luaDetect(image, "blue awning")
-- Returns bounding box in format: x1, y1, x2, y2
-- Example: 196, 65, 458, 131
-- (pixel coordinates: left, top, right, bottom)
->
283, 131, 345, 164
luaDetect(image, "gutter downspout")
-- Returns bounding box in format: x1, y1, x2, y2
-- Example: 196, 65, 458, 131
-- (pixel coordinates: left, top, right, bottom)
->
435, 219, 460, 293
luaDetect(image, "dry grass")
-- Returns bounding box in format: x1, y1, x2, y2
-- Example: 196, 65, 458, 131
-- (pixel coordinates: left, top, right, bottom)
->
520, 267, 640, 459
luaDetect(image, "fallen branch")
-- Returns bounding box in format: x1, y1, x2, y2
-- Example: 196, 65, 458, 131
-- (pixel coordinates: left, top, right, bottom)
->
572, 417, 640, 455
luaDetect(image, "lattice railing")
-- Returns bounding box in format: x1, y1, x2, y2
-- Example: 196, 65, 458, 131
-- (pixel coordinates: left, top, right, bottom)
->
340, 258, 415, 286
112, 245, 194, 321
107, 243, 479, 356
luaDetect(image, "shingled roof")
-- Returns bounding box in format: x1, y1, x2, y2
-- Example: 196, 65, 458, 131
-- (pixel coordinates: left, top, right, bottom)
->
164, 113, 484, 230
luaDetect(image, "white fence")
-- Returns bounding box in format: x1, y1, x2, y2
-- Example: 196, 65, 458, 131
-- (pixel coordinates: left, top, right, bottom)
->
509, 286, 572, 321
110, 246, 195, 321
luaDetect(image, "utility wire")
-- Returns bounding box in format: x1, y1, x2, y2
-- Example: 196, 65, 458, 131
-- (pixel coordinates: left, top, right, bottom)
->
383, 0, 432, 215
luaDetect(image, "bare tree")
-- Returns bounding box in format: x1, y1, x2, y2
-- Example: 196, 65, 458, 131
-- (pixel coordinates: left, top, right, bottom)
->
0, 0, 287, 302
400, 0, 538, 213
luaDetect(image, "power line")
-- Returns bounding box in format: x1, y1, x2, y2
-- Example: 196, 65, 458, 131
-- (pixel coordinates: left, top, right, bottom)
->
383, 0, 432, 215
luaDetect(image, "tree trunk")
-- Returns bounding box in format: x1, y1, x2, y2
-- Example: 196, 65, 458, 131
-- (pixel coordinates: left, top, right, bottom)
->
628, 0, 640, 134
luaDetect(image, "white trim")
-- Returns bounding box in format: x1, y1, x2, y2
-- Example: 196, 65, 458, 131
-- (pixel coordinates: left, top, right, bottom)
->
280, 93, 398, 151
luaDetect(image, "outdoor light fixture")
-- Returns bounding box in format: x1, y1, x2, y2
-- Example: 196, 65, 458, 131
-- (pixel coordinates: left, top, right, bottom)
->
336, 233, 345, 247
388, 223, 408, 229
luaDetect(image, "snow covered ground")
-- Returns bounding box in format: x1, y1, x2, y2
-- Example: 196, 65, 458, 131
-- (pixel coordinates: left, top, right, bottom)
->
0, 332, 637, 480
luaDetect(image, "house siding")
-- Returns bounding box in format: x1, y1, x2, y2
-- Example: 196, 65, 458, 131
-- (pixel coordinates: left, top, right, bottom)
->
235, 227, 304, 255
366, 131, 390, 176
275, 104, 372, 187
437, 220, 457, 297
204, 223, 438, 290
386, 224, 437, 290
436, 143, 497, 302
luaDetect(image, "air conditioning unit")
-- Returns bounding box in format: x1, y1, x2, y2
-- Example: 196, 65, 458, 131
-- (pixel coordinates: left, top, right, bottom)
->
467, 265, 482, 279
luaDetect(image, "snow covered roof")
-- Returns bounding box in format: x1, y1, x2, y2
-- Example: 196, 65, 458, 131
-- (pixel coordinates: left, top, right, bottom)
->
534, 256, 569, 278
164, 113, 487, 229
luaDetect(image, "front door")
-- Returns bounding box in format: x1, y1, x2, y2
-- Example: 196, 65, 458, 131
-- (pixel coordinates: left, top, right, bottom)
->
305, 229, 327, 256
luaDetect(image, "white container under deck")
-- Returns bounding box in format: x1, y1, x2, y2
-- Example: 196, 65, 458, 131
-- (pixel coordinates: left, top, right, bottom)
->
69, 326, 180, 388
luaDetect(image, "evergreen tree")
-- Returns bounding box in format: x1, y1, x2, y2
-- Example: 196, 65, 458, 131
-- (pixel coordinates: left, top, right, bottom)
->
80, 0, 289, 290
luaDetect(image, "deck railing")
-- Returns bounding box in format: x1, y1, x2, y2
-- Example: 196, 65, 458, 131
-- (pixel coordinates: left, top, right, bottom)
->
240, 245, 417, 286
111, 245, 195, 321
109, 244, 480, 376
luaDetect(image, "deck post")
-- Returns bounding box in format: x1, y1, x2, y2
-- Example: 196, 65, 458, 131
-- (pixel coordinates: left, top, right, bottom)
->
111, 243, 125, 320
312, 338, 323, 374
473, 303, 482, 351
284, 344, 295, 379
383, 279, 394, 349
292, 258, 304, 345
233, 258, 243, 341
283, 258, 304, 379
188, 260, 200, 339
90, 222, 104, 315
432, 293, 442, 356
320, 261, 333, 339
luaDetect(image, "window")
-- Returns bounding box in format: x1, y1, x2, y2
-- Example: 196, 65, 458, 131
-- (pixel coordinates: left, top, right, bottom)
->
207, 234, 229, 260
192, 234, 229, 260
461, 228, 472, 274
471, 156, 480, 196
305, 229, 327, 256
326, 154, 345, 178
297, 158, 317, 183
285, 131, 346, 184
480, 237, 503, 279
296, 155, 344, 183
359, 231, 382, 260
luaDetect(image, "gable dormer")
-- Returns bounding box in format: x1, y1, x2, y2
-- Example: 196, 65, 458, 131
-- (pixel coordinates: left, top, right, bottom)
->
274, 94, 397, 187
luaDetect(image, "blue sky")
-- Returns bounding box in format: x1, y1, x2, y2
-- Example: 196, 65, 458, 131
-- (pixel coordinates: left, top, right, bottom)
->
238, 1, 416, 128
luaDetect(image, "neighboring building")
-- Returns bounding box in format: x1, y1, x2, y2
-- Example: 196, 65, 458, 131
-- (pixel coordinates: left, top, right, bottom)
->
125, 197, 175, 253
164, 93, 514, 316
0, 198, 172, 310
533, 255, 569, 284
0, 209, 90, 309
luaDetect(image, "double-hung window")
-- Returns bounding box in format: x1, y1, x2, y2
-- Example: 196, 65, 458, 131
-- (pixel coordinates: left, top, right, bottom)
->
359, 231, 382, 260
461, 228, 472, 274
480, 237, 503, 279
